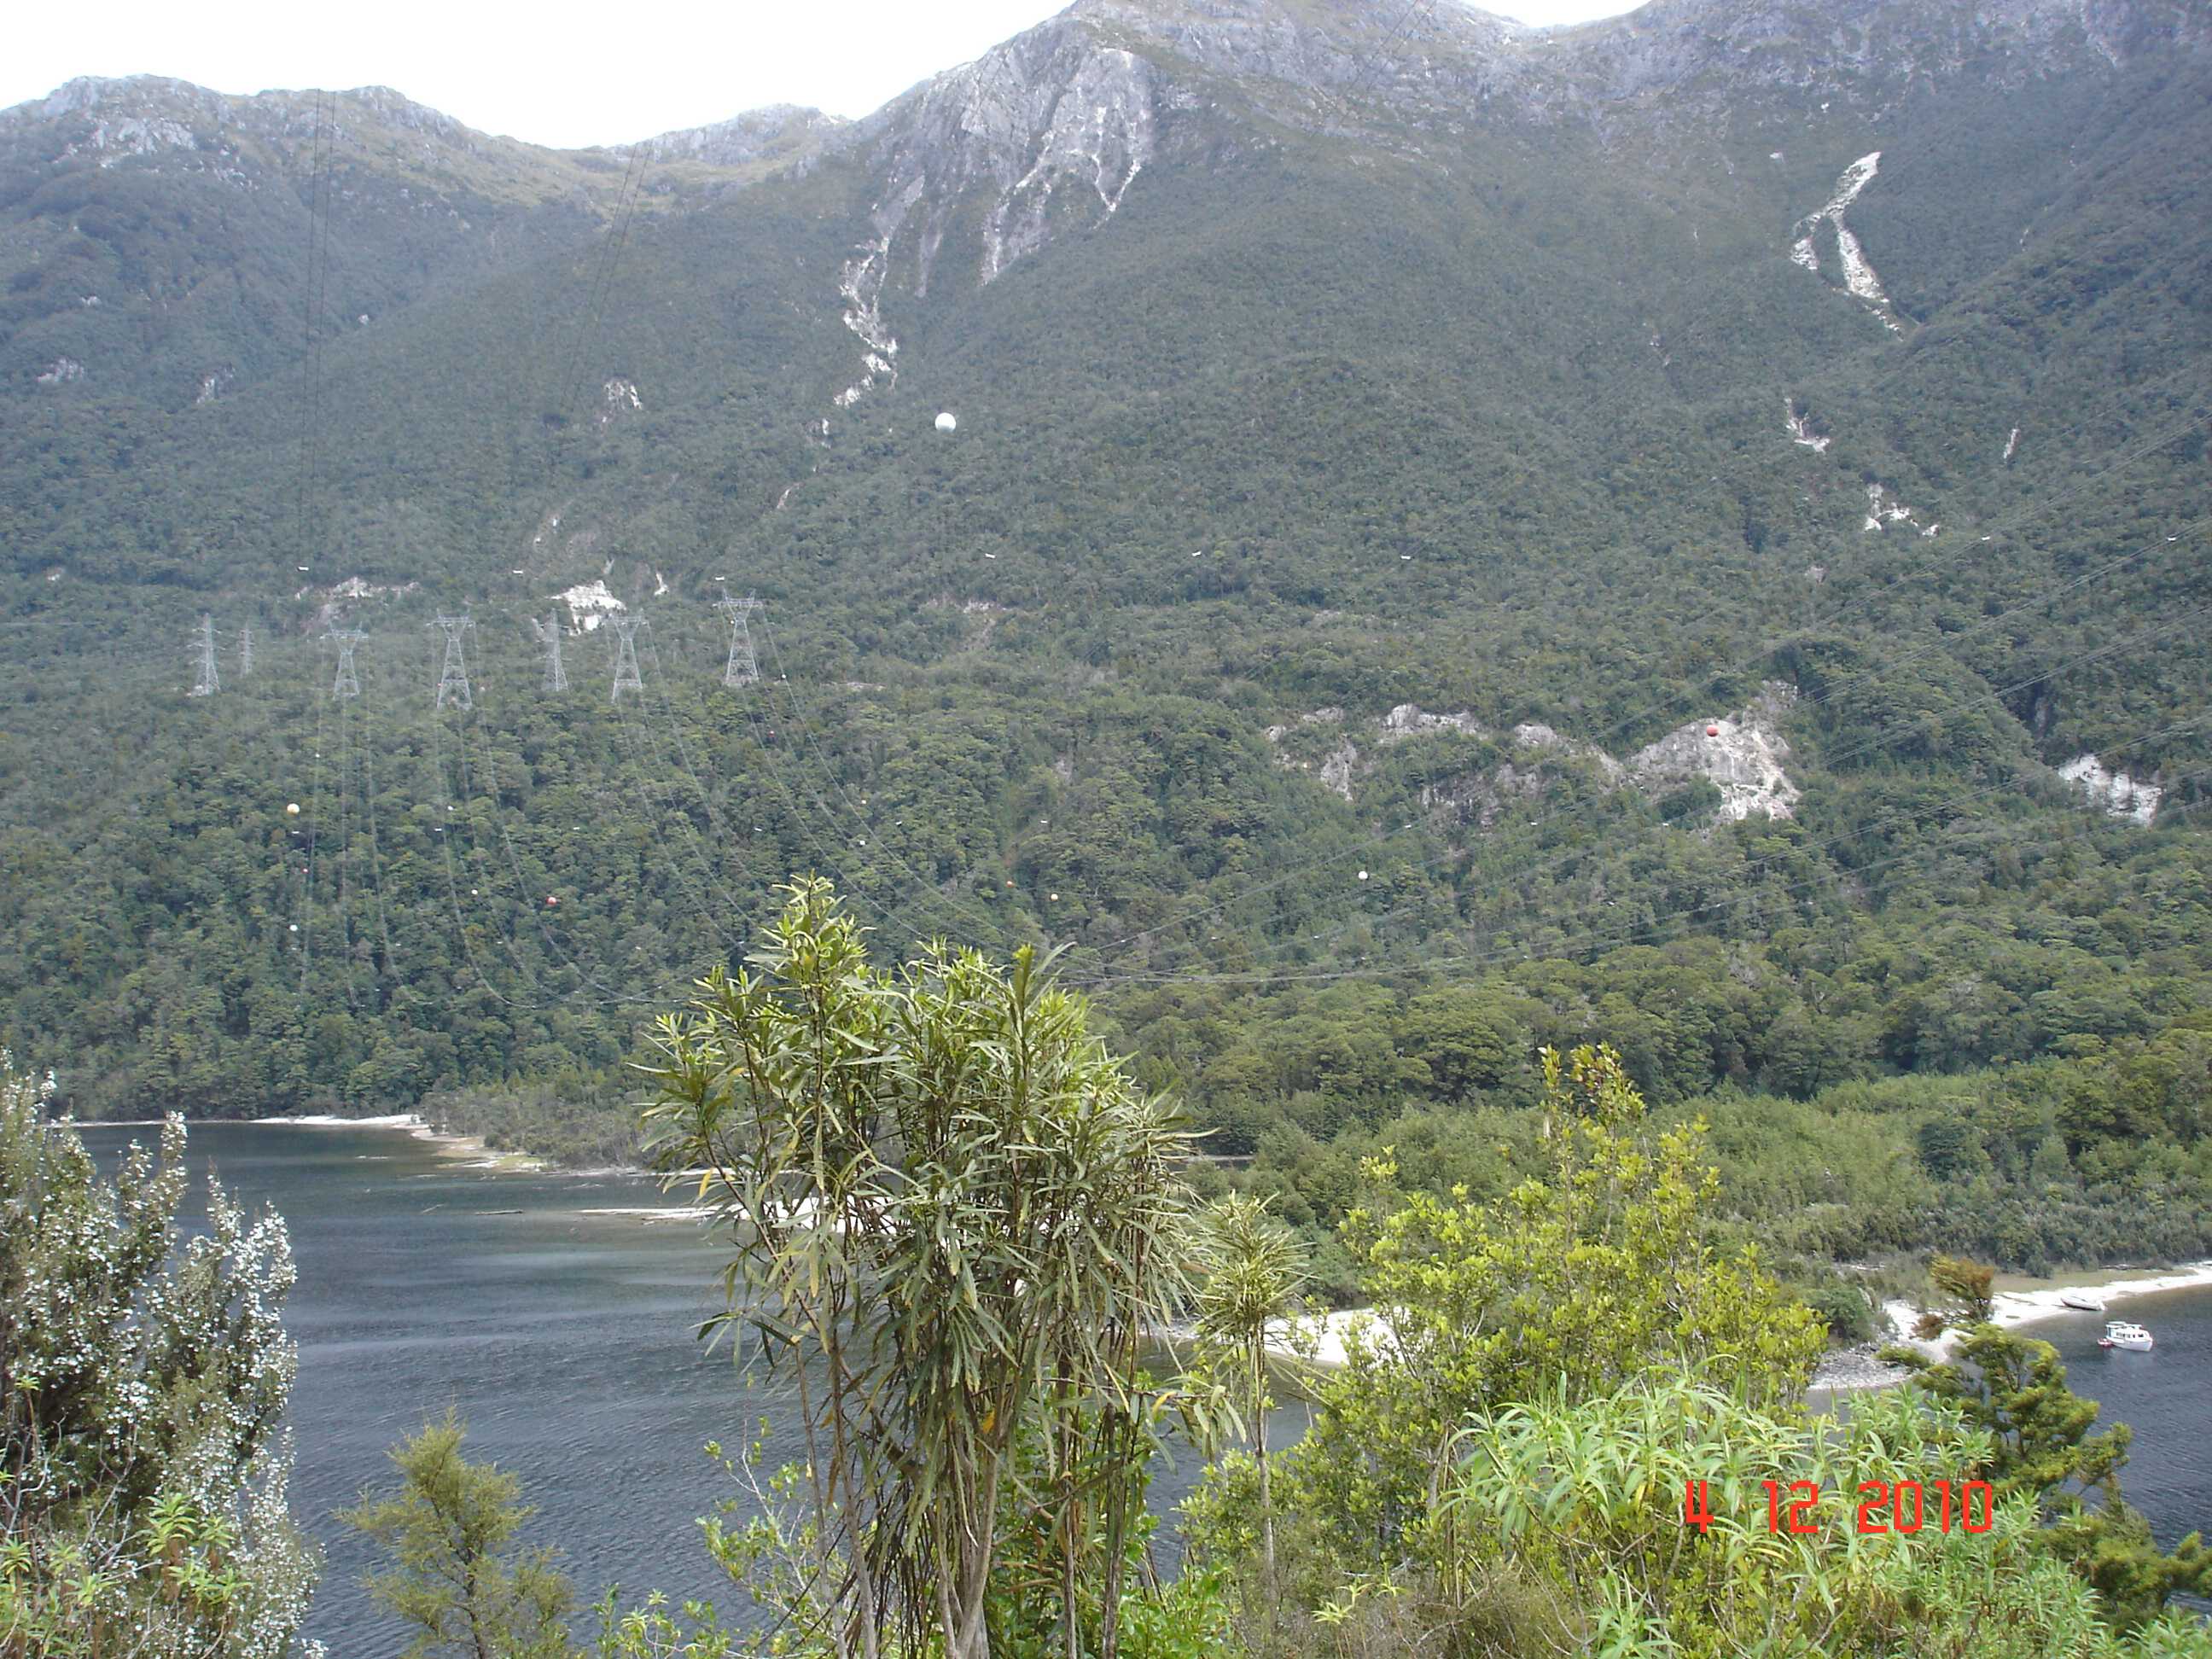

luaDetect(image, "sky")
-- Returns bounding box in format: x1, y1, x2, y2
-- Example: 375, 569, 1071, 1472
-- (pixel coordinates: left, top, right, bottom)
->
0, 0, 1639, 150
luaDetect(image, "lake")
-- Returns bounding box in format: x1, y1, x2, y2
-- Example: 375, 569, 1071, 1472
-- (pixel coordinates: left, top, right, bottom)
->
79, 1120, 2210, 1648
2018, 1290, 2212, 1556
81, 1120, 1245, 1650
101, 1121, 765, 1648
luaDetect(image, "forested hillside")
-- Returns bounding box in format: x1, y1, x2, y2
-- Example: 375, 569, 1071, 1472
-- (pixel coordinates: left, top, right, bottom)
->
2, 0, 2209, 1284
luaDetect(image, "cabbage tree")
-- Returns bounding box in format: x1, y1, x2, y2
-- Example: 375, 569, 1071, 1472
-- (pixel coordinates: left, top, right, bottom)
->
639, 880, 1204, 1659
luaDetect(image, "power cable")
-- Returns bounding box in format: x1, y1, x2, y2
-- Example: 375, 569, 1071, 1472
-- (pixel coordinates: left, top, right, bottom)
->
684, 620, 940, 940
468, 696, 710, 1004
355, 693, 398, 987
1089, 668, 2212, 989
754, 618, 1012, 946
1070, 454, 2212, 974
1074, 737, 2212, 991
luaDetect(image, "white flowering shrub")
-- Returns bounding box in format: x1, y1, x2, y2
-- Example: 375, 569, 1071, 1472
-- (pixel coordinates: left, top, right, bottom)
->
1, 1052, 324, 1656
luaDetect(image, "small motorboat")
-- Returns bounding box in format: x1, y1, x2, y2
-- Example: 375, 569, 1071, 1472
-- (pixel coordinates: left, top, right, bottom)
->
2098, 1320, 2152, 1351
2059, 1290, 2107, 1313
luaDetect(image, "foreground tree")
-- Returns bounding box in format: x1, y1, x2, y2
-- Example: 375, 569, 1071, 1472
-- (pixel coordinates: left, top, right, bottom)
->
1435, 1376, 2209, 1656
1887, 1325, 2212, 1626
342, 1412, 578, 1659
1192, 1194, 1310, 1584
1912, 1252, 2000, 1337
0, 1051, 322, 1656
1287, 1045, 1825, 1567
638, 879, 1206, 1659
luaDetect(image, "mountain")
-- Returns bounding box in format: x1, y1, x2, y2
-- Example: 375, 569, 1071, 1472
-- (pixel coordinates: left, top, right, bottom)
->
0, 75, 838, 417
2, 0, 2209, 1275
642, 104, 852, 168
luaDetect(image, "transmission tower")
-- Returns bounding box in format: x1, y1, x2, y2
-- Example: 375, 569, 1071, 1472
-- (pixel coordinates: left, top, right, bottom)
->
237, 625, 255, 678
189, 614, 219, 697
430, 614, 476, 710
716, 594, 764, 687
607, 614, 646, 702
528, 614, 568, 694
328, 628, 366, 700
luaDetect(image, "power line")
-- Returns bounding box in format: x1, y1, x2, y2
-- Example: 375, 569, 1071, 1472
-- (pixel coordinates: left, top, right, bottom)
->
327, 628, 365, 701
716, 594, 764, 688
1074, 737, 2212, 991
529, 614, 568, 695
465, 690, 719, 1002
753, 617, 1013, 948
300, 694, 328, 1000
538, 143, 652, 480
189, 614, 219, 698
587, 620, 751, 948
430, 614, 477, 711
354, 694, 398, 987
1074, 528, 2212, 984
655, 618, 934, 941
607, 614, 646, 701
333, 677, 361, 1012
678, 604, 950, 939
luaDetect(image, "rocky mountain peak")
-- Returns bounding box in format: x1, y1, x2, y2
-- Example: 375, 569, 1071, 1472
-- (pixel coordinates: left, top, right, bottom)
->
840, 9, 1167, 307
1530, 0, 2212, 114
1067, 0, 1528, 61
636, 104, 852, 168
3, 75, 483, 160
1055, 0, 2211, 124
820, 0, 2212, 323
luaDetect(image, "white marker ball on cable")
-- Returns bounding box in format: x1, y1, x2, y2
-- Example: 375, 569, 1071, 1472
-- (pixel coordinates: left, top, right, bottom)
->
935, 411, 958, 433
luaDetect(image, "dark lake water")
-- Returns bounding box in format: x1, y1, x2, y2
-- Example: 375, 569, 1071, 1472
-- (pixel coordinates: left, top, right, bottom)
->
2017, 1292, 2212, 1555
79, 1121, 2211, 1647
81, 1121, 1240, 1650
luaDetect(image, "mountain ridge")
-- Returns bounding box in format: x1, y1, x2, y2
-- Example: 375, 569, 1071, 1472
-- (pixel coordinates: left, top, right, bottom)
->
0, 0, 2207, 1303
13, 0, 2206, 170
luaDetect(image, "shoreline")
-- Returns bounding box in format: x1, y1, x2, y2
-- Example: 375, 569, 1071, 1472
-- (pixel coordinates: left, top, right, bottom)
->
1269, 1259, 2212, 1388
80, 1113, 715, 1220
1987, 1260, 2212, 1327
82, 1112, 2212, 1323
1832, 1258, 2212, 1393
246, 1111, 549, 1173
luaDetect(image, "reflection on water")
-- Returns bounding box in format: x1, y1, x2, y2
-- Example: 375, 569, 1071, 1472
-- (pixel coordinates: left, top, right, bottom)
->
2024, 1292, 2212, 1554
80, 1122, 2212, 1645
79, 1121, 1248, 1648
84, 1123, 762, 1650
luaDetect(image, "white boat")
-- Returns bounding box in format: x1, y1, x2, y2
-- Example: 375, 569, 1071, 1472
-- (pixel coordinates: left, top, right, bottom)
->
2059, 1290, 2107, 1313
2098, 1320, 2152, 1351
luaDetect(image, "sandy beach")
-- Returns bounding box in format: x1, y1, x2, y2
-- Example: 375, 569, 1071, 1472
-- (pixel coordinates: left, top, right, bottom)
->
1825, 1260, 2212, 1390
1268, 1259, 2212, 1382
249, 1111, 547, 1173
1987, 1260, 2212, 1326
1877, 1260, 2212, 1353
1263, 1307, 1377, 1367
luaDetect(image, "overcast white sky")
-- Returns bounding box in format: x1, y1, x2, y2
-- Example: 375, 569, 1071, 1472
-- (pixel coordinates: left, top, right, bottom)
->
1, 0, 1638, 149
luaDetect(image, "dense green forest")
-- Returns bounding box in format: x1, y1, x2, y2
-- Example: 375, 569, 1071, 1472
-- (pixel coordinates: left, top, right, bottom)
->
13, 966, 2212, 1655
3, 2, 2211, 1302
